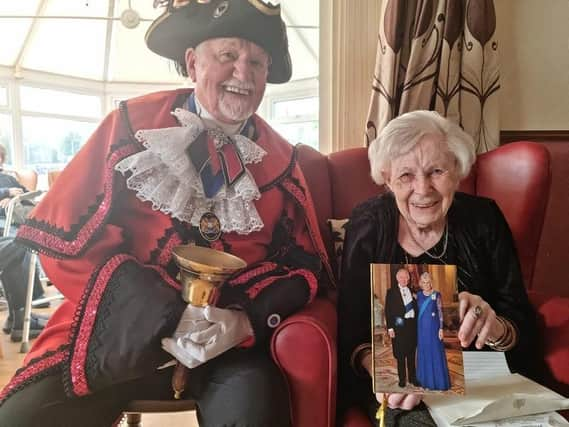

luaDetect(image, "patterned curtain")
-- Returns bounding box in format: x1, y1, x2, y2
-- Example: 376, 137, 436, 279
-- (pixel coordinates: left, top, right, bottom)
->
365, 0, 500, 153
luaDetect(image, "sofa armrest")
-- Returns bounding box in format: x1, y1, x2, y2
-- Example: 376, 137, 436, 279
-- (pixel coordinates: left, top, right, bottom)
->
528, 291, 569, 390
271, 297, 337, 427
341, 407, 373, 427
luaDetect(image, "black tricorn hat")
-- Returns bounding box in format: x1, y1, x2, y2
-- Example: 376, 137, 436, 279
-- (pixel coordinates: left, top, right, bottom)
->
146, 0, 292, 84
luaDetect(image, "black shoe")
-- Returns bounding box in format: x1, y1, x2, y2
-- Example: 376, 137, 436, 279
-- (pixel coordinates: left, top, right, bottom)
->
33, 301, 51, 309
398, 381, 406, 387
2, 313, 13, 334
31, 291, 51, 309
10, 309, 49, 342
3, 310, 49, 334
3, 300, 50, 334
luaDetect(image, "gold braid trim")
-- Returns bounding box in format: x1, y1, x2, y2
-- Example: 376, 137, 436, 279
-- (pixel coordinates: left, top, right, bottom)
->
247, 0, 280, 16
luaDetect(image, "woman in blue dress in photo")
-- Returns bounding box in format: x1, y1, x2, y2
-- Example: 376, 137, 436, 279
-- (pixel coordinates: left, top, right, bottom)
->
416, 272, 451, 390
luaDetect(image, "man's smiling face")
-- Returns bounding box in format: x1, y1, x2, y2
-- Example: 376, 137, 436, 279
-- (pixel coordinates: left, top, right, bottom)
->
186, 37, 270, 124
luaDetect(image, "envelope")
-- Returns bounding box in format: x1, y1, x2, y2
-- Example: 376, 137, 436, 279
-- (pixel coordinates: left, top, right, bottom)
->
424, 373, 569, 425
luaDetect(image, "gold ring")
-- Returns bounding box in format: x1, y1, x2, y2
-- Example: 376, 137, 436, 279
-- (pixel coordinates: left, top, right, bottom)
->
473, 305, 483, 319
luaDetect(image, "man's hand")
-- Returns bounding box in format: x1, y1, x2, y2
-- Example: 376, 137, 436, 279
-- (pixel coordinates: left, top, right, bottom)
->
162, 305, 253, 369
171, 304, 211, 339
8, 188, 24, 197
0, 188, 24, 209
162, 337, 202, 368
161, 305, 213, 368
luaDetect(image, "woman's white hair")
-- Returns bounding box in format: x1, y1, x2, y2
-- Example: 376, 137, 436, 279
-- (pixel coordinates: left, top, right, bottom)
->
368, 110, 476, 185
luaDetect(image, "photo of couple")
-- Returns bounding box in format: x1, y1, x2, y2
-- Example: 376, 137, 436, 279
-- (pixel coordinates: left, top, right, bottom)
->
371, 263, 464, 395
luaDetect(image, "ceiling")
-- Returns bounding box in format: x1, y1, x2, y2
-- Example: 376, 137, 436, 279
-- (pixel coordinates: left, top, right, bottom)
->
0, 0, 318, 85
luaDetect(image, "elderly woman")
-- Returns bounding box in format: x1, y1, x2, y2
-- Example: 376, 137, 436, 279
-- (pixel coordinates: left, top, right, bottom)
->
337, 111, 538, 426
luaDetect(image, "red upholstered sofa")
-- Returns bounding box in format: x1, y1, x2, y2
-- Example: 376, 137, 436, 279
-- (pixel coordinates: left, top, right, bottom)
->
271, 141, 569, 426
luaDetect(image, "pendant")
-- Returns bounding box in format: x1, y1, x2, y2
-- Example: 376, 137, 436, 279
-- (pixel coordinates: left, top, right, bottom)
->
199, 212, 222, 242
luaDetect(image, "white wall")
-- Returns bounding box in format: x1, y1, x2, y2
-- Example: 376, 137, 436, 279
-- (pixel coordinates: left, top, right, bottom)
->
496, 0, 569, 130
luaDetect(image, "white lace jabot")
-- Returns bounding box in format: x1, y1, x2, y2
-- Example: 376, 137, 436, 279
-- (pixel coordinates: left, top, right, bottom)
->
115, 108, 267, 234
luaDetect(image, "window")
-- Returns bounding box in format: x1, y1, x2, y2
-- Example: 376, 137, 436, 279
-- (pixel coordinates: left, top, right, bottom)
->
270, 96, 319, 150
0, 114, 14, 167
20, 86, 101, 118
21, 116, 96, 173
273, 97, 318, 120
256, 0, 320, 149
0, 86, 7, 107
18, 86, 101, 173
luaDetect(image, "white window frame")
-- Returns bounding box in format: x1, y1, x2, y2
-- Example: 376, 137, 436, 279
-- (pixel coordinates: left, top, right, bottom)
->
0, 66, 183, 172
0, 69, 108, 169
19, 84, 103, 122
0, 0, 327, 161
0, 79, 15, 167
0, 81, 8, 109
17, 81, 103, 178
260, 78, 319, 148
105, 80, 184, 114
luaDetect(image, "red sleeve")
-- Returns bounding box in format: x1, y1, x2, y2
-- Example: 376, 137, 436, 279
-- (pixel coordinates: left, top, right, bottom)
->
39, 224, 124, 305
16, 105, 187, 398
216, 175, 326, 346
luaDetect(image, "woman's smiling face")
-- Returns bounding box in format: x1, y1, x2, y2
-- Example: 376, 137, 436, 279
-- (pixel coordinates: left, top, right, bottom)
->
383, 134, 460, 230
420, 274, 433, 291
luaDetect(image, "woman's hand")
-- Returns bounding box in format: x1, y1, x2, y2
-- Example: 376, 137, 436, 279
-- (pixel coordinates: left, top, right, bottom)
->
361, 351, 422, 412
458, 291, 505, 349
376, 393, 422, 410
438, 328, 443, 341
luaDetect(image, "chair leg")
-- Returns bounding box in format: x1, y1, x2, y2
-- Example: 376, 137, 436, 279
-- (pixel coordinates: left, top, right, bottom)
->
20, 253, 37, 353
126, 413, 142, 426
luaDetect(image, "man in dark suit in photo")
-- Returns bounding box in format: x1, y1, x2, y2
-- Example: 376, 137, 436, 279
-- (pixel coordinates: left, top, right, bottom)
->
385, 267, 418, 387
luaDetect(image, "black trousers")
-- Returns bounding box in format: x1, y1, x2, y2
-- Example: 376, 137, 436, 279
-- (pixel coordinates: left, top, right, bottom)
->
0, 237, 43, 312
396, 352, 416, 386
0, 348, 291, 427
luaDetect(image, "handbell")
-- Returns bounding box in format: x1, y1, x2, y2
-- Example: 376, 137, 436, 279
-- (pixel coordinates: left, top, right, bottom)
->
170, 245, 247, 398
172, 245, 247, 306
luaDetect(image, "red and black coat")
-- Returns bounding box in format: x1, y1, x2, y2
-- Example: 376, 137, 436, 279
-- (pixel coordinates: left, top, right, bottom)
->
1, 89, 332, 402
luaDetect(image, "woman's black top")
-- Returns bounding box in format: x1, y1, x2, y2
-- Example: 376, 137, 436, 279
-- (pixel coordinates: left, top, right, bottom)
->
337, 192, 539, 417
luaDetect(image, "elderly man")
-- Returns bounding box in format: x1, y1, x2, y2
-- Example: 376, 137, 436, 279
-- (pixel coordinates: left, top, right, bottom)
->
0, 144, 26, 217
0, 143, 48, 342
0, 1, 331, 426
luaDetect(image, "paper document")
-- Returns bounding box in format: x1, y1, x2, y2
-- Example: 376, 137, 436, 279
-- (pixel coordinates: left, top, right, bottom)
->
429, 410, 569, 427
462, 351, 511, 381
425, 352, 569, 426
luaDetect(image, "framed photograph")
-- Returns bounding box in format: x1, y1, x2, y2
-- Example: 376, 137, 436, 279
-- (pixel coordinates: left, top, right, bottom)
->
370, 263, 464, 395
